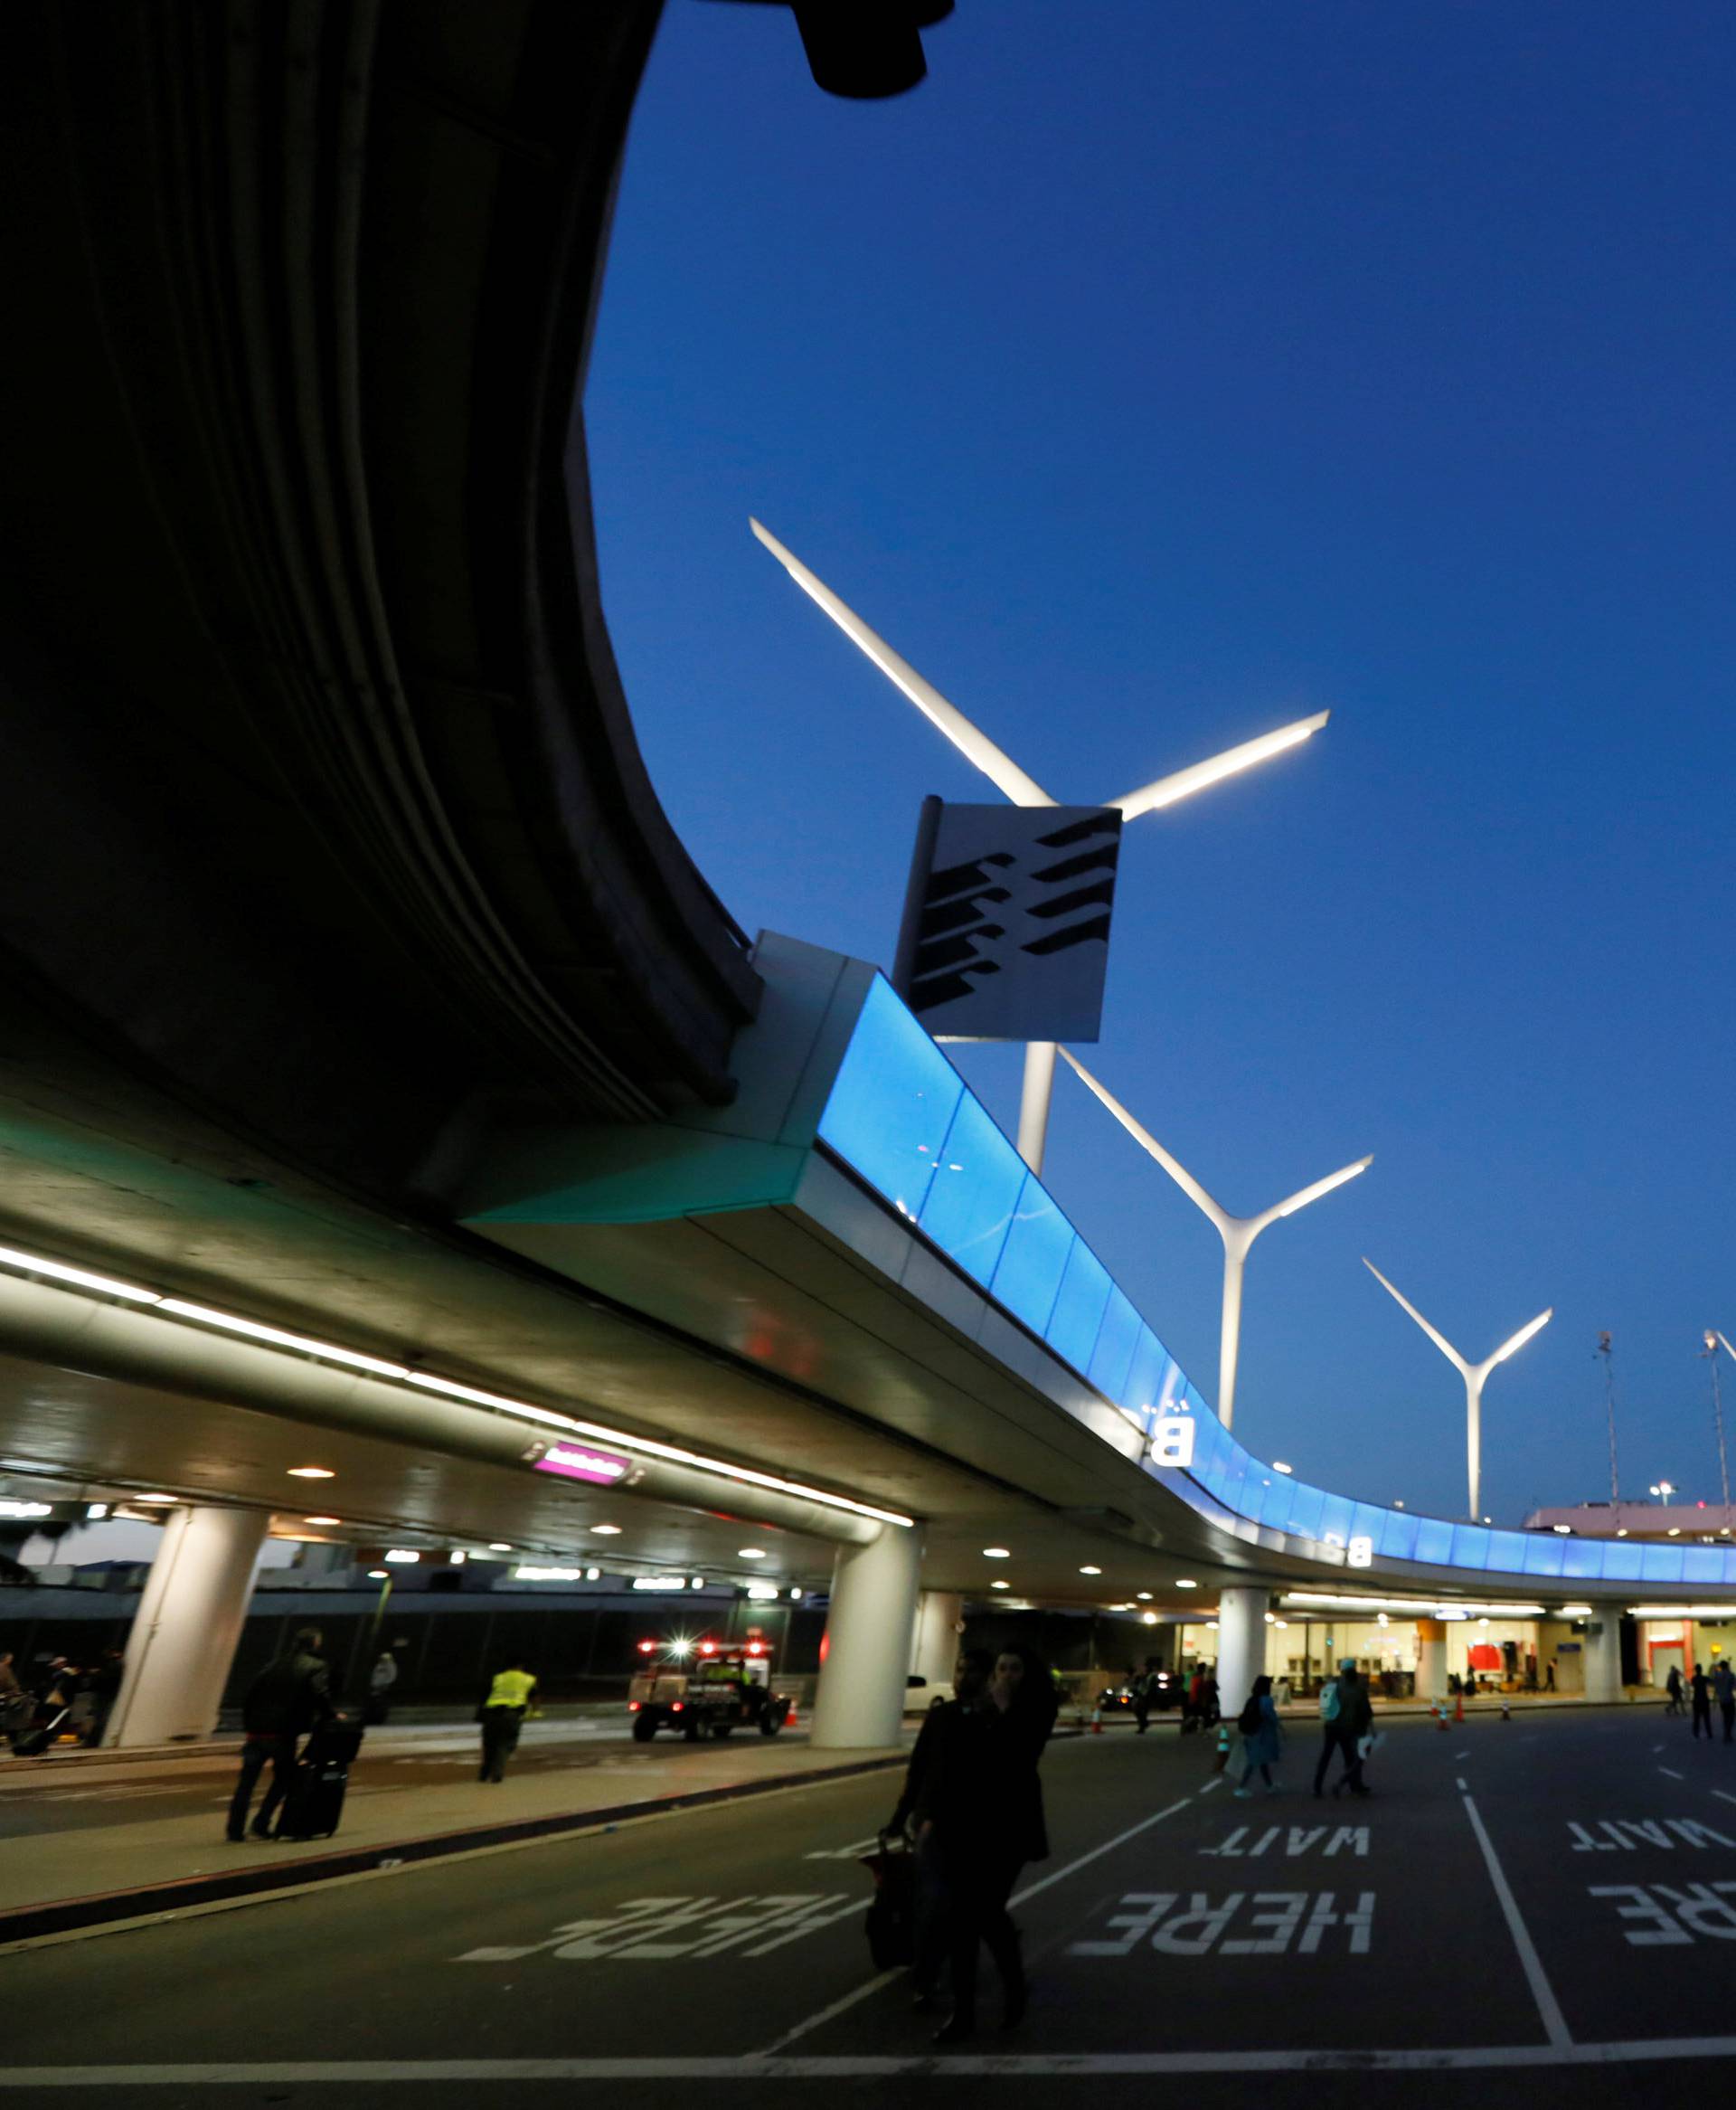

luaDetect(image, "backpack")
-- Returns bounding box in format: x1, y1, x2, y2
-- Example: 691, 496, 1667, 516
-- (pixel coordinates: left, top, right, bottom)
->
1237, 1696, 1262, 1736
1318, 1678, 1341, 1722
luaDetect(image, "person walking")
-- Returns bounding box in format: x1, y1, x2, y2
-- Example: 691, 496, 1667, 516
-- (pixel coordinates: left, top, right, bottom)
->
477, 1658, 537, 1782
890, 1646, 993, 2009
1233, 1674, 1284, 1797
916, 1645, 1052, 2045
365, 1650, 399, 1727
1692, 1662, 1714, 1740
227, 1627, 334, 1841
1713, 1659, 1736, 1744
1131, 1660, 1158, 1736
1313, 1661, 1372, 1799
1665, 1663, 1684, 1716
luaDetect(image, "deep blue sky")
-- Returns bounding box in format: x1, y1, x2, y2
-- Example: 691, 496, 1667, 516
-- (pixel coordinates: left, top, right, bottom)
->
586, 1, 1734, 1525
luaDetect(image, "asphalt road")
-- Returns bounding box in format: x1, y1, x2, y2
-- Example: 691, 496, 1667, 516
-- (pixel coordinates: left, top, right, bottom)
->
7, 1706, 1736, 2104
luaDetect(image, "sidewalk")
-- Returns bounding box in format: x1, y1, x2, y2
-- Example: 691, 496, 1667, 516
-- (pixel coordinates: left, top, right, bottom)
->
0, 1722, 911, 1949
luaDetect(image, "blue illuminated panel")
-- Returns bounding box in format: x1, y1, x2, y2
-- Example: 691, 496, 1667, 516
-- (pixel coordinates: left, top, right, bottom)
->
817, 974, 1736, 1596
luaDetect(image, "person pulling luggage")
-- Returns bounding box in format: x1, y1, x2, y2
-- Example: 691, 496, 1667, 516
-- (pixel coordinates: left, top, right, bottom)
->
227, 1627, 335, 1842
478, 1658, 537, 1782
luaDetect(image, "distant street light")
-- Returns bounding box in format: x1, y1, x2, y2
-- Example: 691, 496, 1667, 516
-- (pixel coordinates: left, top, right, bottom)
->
1061, 1048, 1370, 1429
751, 519, 1330, 1172
1363, 1259, 1552, 1522
1650, 1481, 1677, 1507
1708, 1333, 1736, 1517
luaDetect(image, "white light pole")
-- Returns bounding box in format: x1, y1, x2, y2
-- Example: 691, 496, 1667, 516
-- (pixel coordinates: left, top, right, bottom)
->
750, 519, 1330, 1173
1059, 1048, 1370, 1430
1362, 1259, 1552, 1523
1711, 1333, 1736, 1522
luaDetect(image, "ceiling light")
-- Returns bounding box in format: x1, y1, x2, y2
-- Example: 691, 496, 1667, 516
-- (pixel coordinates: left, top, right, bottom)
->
367, 1569, 388, 1579
1176, 1579, 1198, 1589
156, 1299, 410, 1380
738, 1547, 768, 1559
1136, 1592, 1152, 1602
383, 1550, 419, 1564
989, 1580, 1009, 1591
1552, 1524, 1571, 1535
585, 1566, 601, 1582
1079, 1565, 1102, 1575
1272, 1462, 1294, 1476
590, 1524, 622, 1536
0, 1244, 162, 1302
1141, 1611, 1157, 1625
302, 1516, 341, 1527
982, 1547, 1010, 1558
488, 1543, 512, 1553
449, 1550, 467, 1566
288, 1467, 335, 1481
1668, 1528, 1682, 1538
136, 1493, 176, 1505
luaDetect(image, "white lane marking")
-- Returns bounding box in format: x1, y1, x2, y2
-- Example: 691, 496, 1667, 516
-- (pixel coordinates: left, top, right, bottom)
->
1656, 1745, 1665, 1753
1713, 1792, 1736, 1809
804, 1836, 882, 1860
1197, 1777, 1222, 1794
1457, 1777, 1469, 1790
761, 1793, 1195, 2054
33, 2041, 1736, 2080
1456, 1748, 1470, 1757
1461, 1791, 1571, 2048
1661, 1768, 1686, 1780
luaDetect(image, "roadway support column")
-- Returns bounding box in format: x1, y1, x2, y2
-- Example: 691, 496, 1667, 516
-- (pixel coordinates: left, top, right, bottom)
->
1214, 1585, 1271, 1720
1415, 1619, 1448, 1702
106, 1505, 268, 1748
1583, 1607, 1623, 1703
811, 1523, 922, 1749
910, 1589, 963, 1690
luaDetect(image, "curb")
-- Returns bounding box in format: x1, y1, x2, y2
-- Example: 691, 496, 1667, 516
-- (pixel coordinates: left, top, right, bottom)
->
0, 1751, 913, 1947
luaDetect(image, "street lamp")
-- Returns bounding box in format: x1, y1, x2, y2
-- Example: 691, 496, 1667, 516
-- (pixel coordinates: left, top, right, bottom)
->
1650, 1481, 1676, 1507
1706, 1334, 1736, 1518
751, 519, 1330, 1172
1363, 1259, 1552, 1522
1060, 1048, 1370, 1429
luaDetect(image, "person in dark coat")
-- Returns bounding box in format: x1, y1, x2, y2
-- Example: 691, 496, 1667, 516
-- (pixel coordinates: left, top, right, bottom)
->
1691, 1663, 1713, 1739
889, 1647, 992, 2005
1313, 1661, 1373, 1799
227, 1628, 334, 1841
916, 1645, 1053, 2045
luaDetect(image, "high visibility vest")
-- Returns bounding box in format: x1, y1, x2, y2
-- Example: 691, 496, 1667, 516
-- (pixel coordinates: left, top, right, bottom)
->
486, 1669, 536, 1709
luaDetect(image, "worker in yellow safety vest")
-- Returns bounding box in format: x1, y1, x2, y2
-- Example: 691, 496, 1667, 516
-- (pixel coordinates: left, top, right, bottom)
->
478, 1659, 538, 1783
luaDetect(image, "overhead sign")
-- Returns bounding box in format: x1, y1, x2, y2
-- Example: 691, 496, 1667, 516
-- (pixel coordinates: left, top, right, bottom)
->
533, 1443, 632, 1487
892, 799, 1122, 1041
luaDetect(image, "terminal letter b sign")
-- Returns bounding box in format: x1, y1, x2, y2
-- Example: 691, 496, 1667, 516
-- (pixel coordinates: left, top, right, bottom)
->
1151, 1416, 1196, 1469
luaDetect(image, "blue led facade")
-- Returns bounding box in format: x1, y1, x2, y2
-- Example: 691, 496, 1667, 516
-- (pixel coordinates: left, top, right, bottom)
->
818, 974, 1736, 1591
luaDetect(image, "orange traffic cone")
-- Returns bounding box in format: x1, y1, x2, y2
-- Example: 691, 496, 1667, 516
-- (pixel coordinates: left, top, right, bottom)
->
1090, 1705, 1104, 1736
1455, 1691, 1465, 1723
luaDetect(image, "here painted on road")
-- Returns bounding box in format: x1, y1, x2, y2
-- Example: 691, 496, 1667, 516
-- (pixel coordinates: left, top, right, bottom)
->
1069, 1889, 1375, 1956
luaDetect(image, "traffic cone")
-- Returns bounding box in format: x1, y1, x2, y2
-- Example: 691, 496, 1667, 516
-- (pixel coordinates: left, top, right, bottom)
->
1455, 1692, 1465, 1723
1501, 1698, 1511, 1721
1436, 1703, 1449, 1732
1090, 1705, 1104, 1736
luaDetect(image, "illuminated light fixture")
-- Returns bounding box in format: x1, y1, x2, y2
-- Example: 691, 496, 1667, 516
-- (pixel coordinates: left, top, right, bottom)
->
666, 1639, 693, 1659
1363, 1259, 1552, 1521
585, 1566, 601, 1582
367, 1568, 388, 1580
631, 1575, 689, 1593
1377, 1613, 1390, 1628
85, 1503, 109, 1520
1394, 1500, 1406, 1509
1478, 1616, 1490, 1626
1061, 1050, 1368, 1430
738, 1547, 768, 1560
288, 1467, 335, 1481
449, 1550, 467, 1566
136, 1493, 176, 1505
1552, 1524, 1572, 1536
1274, 1619, 1288, 1630
746, 1582, 781, 1602
1136, 1592, 1153, 1602
750, 519, 1331, 1174
0, 1499, 52, 1519
989, 1580, 1010, 1591
1557, 1605, 1592, 1617
0, 1239, 910, 1532
0, 1243, 162, 1302
691, 1578, 706, 1590
1282, 1591, 1547, 1618
1141, 1611, 1158, 1626
156, 1299, 410, 1380
1272, 1461, 1295, 1476
1079, 1565, 1102, 1576
488, 1543, 513, 1553
590, 1524, 623, 1537
982, 1547, 1010, 1559
1206, 1620, 1219, 1632
1616, 1528, 1628, 1538
1264, 1612, 1275, 1624
302, 1516, 342, 1527
514, 1564, 581, 1582
1668, 1527, 1682, 1538
789, 1587, 803, 1601
383, 1549, 420, 1565
1628, 1604, 1736, 1619
1175, 1579, 1199, 1589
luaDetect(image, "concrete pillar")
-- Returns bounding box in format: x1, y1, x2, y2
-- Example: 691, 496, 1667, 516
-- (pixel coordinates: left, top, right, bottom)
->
1415, 1618, 1448, 1702
106, 1505, 267, 1747
910, 1589, 963, 1690
1215, 1585, 1271, 1723
811, 1523, 922, 1750
1583, 1608, 1623, 1704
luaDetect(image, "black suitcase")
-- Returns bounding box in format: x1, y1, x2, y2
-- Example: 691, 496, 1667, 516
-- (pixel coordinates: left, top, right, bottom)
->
862, 1838, 917, 1969
276, 1721, 363, 1839
10, 1705, 70, 1758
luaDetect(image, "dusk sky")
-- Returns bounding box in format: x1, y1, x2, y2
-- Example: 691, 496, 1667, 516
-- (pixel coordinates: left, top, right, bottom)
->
585, 2, 1734, 1527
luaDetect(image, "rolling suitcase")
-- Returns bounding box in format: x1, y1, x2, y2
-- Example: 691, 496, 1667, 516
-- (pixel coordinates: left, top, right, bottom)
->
276, 1720, 363, 1840
9, 1704, 70, 1758
861, 1833, 917, 1969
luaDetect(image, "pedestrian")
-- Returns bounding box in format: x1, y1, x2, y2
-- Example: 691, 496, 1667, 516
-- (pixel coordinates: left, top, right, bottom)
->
1313, 1661, 1373, 1799
227, 1626, 334, 1841
1202, 1670, 1221, 1727
1131, 1660, 1157, 1736
1274, 1674, 1293, 1708
1543, 1660, 1555, 1693
365, 1649, 399, 1727
0, 1651, 25, 1751
1182, 1661, 1204, 1735
916, 1644, 1052, 2045
1233, 1674, 1283, 1798
1692, 1662, 1714, 1740
1714, 1660, 1736, 1744
890, 1646, 993, 2009
477, 1657, 537, 1782
1665, 1664, 1684, 1717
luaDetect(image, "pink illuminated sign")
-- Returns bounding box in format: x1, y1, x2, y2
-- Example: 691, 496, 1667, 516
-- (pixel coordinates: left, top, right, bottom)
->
534, 1443, 632, 1487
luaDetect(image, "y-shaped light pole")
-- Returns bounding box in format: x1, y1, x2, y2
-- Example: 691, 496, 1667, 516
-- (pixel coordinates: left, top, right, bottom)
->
751, 518, 1330, 1173
1363, 1260, 1552, 1523
1059, 1048, 1370, 1430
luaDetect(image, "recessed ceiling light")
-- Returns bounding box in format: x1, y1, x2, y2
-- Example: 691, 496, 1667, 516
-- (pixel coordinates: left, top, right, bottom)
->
1079, 1565, 1102, 1575
1176, 1578, 1198, 1589
989, 1580, 1009, 1590
982, 1547, 1010, 1558
366, 1568, 388, 1579
488, 1543, 512, 1553
1136, 1592, 1152, 1601
136, 1493, 175, 1505
738, 1547, 768, 1558
1272, 1462, 1294, 1476
302, 1516, 341, 1527
287, 1466, 335, 1480
1141, 1611, 1157, 1625
590, 1523, 623, 1536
